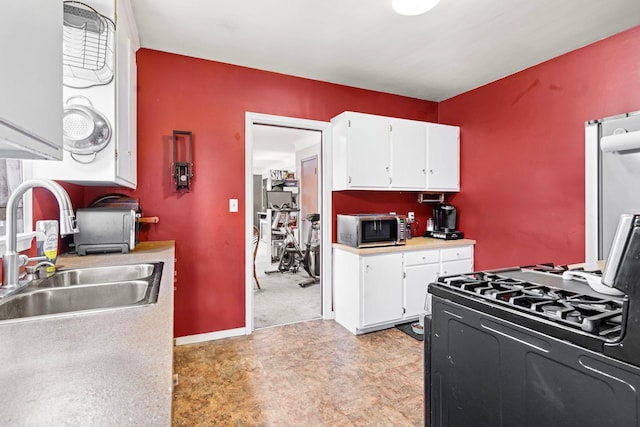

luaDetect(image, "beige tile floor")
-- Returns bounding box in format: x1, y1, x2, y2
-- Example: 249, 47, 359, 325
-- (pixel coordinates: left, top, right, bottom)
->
173, 320, 424, 426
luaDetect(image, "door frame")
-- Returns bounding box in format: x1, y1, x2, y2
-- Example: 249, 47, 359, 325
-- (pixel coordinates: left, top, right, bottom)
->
244, 112, 333, 334
298, 152, 320, 242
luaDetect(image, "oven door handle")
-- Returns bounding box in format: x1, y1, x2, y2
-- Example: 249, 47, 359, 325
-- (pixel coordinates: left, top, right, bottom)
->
424, 313, 432, 427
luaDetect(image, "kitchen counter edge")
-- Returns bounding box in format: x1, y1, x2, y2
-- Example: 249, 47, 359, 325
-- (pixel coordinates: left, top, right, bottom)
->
0, 240, 176, 426
333, 236, 476, 255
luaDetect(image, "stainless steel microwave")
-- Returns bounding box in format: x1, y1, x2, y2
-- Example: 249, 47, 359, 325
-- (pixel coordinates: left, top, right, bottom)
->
337, 214, 406, 248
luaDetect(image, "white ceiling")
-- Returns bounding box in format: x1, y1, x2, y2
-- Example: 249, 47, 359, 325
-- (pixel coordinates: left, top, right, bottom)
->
251, 125, 321, 176
130, 0, 640, 171
131, 0, 640, 102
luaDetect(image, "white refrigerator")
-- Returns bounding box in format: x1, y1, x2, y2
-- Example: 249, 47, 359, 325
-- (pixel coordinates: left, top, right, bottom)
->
586, 111, 640, 262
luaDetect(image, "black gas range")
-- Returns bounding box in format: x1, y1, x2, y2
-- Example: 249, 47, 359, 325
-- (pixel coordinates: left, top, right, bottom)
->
425, 264, 640, 427
429, 264, 629, 358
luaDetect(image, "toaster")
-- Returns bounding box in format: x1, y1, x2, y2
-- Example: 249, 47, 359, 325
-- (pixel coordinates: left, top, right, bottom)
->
74, 208, 136, 255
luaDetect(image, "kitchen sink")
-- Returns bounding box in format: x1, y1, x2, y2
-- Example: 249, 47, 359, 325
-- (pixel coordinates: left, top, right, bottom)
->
0, 262, 163, 322
31, 263, 158, 288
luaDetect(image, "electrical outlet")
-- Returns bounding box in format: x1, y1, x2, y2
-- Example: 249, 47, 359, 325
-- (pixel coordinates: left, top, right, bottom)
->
408, 211, 415, 221
229, 199, 238, 212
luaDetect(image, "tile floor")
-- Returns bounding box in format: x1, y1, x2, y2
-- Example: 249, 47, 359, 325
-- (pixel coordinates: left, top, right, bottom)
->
172, 320, 424, 426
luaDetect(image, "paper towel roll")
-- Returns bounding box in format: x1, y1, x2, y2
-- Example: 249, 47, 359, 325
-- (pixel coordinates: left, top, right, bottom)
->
601, 130, 640, 152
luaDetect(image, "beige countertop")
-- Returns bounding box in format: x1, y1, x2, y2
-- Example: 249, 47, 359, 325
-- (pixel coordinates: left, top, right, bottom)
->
569, 260, 606, 271
0, 241, 175, 426
333, 236, 476, 255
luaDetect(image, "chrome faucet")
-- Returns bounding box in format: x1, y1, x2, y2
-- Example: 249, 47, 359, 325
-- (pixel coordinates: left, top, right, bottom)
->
1, 179, 78, 296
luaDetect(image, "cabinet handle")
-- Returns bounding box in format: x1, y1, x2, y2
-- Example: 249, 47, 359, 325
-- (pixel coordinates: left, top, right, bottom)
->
422, 168, 426, 174
429, 169, 434, 174
348, 176, 352, 183
385, 166, 390, 171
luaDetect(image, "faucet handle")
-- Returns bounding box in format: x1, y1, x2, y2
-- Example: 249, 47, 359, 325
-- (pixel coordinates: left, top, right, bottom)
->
18, 254, 48, 267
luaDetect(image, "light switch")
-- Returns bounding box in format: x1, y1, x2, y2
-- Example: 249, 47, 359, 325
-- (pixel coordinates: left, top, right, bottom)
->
229, 199, 238, 212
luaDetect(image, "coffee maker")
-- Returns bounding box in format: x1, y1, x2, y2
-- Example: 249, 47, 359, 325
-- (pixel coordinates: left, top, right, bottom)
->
425, 202, 464, 240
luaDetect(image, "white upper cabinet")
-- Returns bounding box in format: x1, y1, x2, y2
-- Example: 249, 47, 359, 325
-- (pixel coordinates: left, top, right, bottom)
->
390, 118, 427, 189
25, 0, 139, 188
333, 112, 391, 189
426, 123, 460, 191
0, 1, 63, 160
332, 111, 460, 192
115, 0, 138, 185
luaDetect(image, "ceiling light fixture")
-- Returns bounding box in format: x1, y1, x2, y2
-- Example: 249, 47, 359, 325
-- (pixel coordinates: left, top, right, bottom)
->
392, 0, 440, 16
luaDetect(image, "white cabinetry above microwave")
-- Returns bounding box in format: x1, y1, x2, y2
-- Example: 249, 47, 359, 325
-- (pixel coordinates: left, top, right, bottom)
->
0, 1, 63, 160
25, 0, 139, 188
331, 111, 460, 192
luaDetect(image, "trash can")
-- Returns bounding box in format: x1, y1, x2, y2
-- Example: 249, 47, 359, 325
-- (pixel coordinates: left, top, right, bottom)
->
271, 238, 284, 262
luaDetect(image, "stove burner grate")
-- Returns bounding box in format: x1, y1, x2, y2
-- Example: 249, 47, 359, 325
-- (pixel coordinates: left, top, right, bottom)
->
436, 270, 624, 339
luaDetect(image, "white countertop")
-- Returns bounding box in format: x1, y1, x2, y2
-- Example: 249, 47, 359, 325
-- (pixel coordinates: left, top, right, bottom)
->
0, 241, 175, 426
333, 236, 476, 255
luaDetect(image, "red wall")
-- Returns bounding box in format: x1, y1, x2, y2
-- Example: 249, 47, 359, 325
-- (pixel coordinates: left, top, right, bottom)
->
30, 25, 640, 337
440, 25, 640, 270
92, 50, 436, 337
332, 191, 435, 239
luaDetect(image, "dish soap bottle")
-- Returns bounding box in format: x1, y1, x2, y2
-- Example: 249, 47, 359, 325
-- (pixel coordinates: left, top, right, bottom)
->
36, 220, 58, 273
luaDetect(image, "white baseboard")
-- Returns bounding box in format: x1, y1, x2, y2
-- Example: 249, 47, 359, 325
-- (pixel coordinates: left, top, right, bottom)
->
175, 327, 246, 346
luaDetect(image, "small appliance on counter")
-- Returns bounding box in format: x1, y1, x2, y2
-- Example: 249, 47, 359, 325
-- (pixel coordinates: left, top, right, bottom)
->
337, 213, 406, 248
424, 202, 464, 240
74, 208, 136, 255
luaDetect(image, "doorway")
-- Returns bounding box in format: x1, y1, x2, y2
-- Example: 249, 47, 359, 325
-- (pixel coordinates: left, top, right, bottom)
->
252, 125, 321, 329
244, 113, 333, 333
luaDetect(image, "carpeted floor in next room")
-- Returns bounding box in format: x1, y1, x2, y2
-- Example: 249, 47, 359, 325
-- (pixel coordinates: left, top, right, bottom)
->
253, 238, 322, 329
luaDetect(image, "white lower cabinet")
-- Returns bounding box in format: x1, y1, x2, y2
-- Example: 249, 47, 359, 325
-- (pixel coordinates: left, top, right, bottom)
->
334, 249, 403, 334
362, 253, 404, 327
440, 246, 474, 277
334, 243, 474, 334
404, 249, 440, 317
441, 259, 474, 276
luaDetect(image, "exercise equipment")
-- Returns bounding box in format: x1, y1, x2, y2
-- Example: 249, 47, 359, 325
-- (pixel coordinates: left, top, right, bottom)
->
265, 211, 320, 287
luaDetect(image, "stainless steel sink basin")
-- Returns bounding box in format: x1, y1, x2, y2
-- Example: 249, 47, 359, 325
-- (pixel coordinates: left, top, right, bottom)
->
0, 262, 163, 322
31, 263, 158, 288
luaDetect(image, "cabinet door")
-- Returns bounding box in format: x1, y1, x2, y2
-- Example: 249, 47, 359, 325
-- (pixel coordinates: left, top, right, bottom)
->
405, 263, 440, 317
441, 245, 473, 263
361, 253, 403, 327
0, 0, 63, 160
426, 123, 460, 191
115, 0, 138, 187
390, 119, 426, 189
347, 114, 391, 188
441, 259, 474, 276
